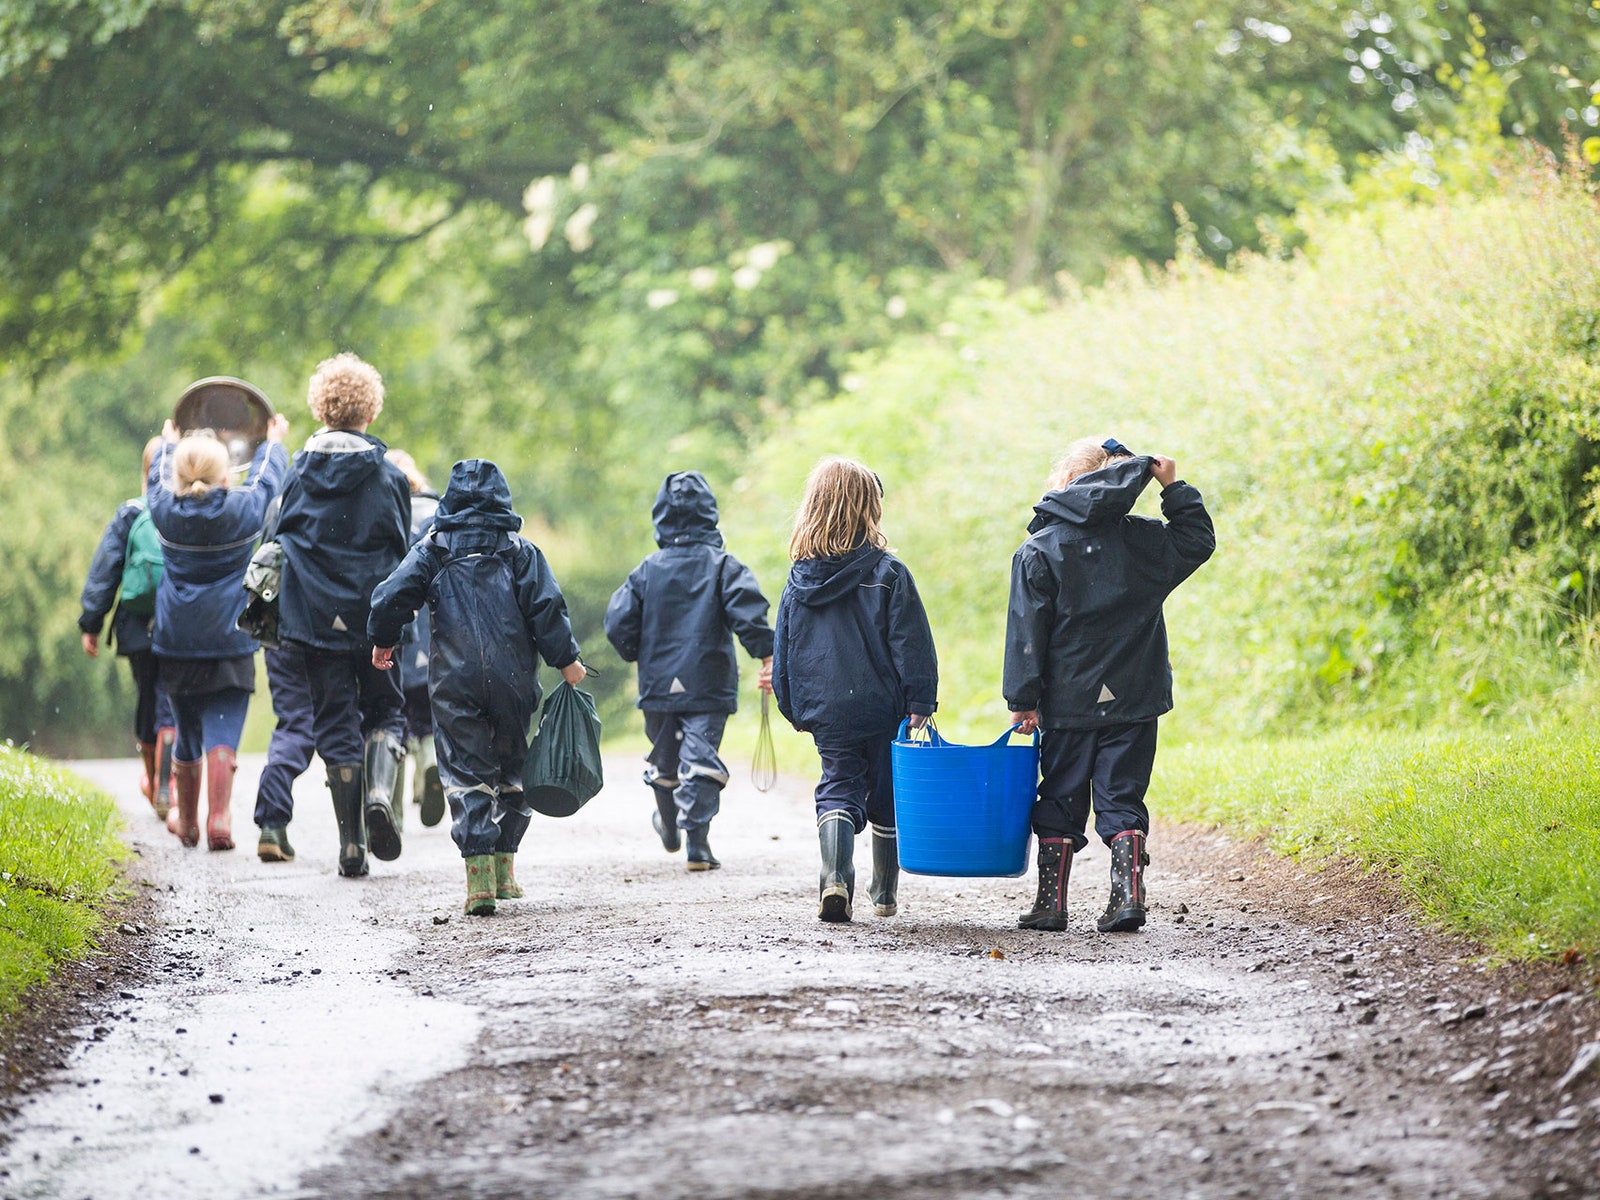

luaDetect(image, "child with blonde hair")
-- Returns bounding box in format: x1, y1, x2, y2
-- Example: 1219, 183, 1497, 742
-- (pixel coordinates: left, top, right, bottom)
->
1005, 437, 1214, 933
147, 416, 291, 850
770, 457, 938, 922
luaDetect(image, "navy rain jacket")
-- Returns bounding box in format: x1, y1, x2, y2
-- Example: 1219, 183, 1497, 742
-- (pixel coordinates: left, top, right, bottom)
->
1003, 455, 1215, 729
274, 430, 411, 653
397, 489, 440, 692
772, 545, 938, 742
79, 498, 155, 655
146, 440, 290, 659
604, 472, 774, 714
368, 460, 581, 719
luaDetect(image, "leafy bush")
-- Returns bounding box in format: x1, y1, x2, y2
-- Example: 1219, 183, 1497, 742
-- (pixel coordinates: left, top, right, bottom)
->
728, 161, 1600, 742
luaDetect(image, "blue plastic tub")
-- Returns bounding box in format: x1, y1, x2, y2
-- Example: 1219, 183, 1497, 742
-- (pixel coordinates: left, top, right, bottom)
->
891, 721, 1039, 877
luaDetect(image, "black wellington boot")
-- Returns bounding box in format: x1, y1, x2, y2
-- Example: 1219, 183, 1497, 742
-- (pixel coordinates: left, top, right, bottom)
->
685, 825, 720, 871
817, 814, 855, 923
329, 763, 368, 878
363, 729, 405, 863
869, 824, 899, 917
1097, 829, 1149, 933
650, 784, 681, 853
1019, 837, 1073, 931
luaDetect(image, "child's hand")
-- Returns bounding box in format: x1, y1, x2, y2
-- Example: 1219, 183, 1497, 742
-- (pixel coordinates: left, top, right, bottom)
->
757, 656, 773, 694
561, 660, 587, 686
1150, 455, 1177, 487
372, 645, 395, 670
266, 413, 290, 444
82, 632, 99, 658
906, 713, 929, 730
161, 418, 180, 443
1010, 710, 1039, 734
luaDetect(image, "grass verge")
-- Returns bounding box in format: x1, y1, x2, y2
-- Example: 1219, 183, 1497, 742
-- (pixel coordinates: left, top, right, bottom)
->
0, 747, 125, 1023
1156, 720, 1600, 960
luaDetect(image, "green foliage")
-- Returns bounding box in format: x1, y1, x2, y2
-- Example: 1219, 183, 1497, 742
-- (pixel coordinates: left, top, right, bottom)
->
0, 748, 125, 1022
726, 161, 1600, 742
1156, 718, 1600, 957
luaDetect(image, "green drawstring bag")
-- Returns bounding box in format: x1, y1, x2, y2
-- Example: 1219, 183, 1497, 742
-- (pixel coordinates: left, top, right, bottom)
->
523, 682, 604, 817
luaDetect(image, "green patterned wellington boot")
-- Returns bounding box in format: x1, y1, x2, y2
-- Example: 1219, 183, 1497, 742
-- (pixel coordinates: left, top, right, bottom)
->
464, 855, 497, 915
495, 853, 524, 900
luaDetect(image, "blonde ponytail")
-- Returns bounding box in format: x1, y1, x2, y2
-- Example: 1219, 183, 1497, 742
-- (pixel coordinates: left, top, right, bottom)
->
173, 432, 230, 498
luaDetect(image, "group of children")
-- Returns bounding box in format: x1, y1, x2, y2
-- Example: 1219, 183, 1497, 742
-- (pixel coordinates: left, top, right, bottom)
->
85, 357, 1215, 928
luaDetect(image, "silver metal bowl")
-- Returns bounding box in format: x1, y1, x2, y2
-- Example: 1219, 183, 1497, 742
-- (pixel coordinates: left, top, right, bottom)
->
173, 377, 274, 468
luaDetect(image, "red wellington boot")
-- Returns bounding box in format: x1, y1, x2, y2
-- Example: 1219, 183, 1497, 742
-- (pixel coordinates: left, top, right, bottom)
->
170, 759, 203, 848
153, 727, 175, 820
205, 746, 237, 851
137, 741, 157, 807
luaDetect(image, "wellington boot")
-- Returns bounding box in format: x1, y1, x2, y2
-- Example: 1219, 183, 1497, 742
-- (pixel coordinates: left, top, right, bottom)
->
154, 728, 175, 820
416, 739, 445, 828
817, 814, 855, 923
464, 855, 497, 915
869, 824, 900, 917
495, 853, 523, 900
137, 741, 158, 808
257, 825, 296, 863
1019, 838, 1073, 931
362, 730, 405, 863
328, 763, 367, 878
1096, 829, 1148, 933
204, 746, 237, 851
170, 759, 203, 848
685, 825, 720, 871
651, 784, 681, 853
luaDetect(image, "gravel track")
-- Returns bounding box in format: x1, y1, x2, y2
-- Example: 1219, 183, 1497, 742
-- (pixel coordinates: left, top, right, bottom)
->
2, 754, 1597, 1199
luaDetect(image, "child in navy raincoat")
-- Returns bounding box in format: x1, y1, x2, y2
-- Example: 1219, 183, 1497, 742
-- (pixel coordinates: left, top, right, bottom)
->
772, 457, 938, 923
147, 414, 291, 850
604, 471, 774, 871
273, 353, 412, 878
79, 437, 175, 818
1004, 439, 1215, 933
369, 459, 587, 915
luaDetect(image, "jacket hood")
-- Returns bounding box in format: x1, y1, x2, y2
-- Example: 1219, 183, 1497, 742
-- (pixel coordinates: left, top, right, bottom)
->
435, 459, 523, 532
652, 471, 723, 548
786, 544, 885, 607
1029, 455, 1154, 534
295, 430, 388, 498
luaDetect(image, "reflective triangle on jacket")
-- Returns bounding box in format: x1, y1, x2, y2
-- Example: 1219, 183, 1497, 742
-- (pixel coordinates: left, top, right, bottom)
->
332, 614, 349, 632
669, 677, 686, 694
1097, 684, 1116, 703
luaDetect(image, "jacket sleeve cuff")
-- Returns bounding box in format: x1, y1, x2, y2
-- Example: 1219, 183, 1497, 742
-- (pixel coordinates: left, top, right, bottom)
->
78, 613, 104, 635
908, 700, 937, 717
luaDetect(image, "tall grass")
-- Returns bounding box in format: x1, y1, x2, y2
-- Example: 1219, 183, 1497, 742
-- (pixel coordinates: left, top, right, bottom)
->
1158, 724, 1600, 956
0, 747, 124, 1021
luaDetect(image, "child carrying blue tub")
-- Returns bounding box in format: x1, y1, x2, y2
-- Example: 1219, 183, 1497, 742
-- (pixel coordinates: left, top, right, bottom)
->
1004, 438, 1215, 933
770, 457, 939, 923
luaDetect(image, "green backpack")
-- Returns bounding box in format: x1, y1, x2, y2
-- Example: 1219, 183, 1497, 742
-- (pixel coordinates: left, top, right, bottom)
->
120, 505, 164, 617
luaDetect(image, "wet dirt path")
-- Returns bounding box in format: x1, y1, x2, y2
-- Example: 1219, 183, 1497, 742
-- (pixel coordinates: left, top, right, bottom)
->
3, 754, 1597, 1198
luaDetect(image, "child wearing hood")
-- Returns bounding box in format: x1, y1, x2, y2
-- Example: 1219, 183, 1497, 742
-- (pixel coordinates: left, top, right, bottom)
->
1004, 438, 1215, 934
604, 471, 774, 871
771, 457, 938, 923
369, 459, 586, 915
